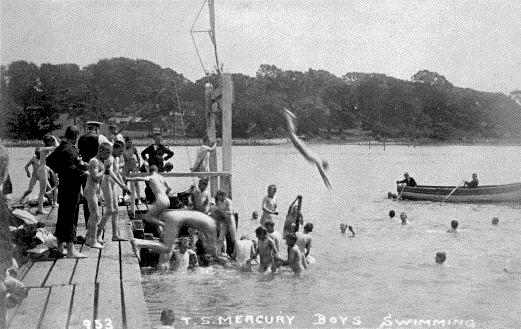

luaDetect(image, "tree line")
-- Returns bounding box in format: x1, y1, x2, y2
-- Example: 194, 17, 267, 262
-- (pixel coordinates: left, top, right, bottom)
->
1, 58, 520, 141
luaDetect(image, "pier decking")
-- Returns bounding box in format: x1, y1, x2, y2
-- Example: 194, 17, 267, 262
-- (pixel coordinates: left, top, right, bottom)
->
6, 206, 150, 329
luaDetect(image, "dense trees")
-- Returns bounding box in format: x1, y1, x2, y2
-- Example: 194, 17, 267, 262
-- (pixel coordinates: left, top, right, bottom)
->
1, 59, 520, 141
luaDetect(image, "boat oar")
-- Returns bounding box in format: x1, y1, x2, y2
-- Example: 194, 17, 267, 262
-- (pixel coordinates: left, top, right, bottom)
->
443, 184, 462, 202
397, 184, 406, 200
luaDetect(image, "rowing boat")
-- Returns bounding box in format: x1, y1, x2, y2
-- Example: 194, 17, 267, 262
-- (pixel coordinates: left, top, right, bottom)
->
397, 183, 521, 202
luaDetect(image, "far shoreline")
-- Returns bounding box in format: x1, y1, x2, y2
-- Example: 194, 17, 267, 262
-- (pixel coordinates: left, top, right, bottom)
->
3, 136, 521, 148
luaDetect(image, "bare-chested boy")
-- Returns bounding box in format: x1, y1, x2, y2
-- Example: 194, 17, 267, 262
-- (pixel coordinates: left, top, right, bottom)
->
189, 178, 212, 214
233, 235, 257, 271
251, 226, 284, 273
295, 222, 313, 259
260, 184, 278, 227
84, 143, 113, 248
283, 233, 307, 274
127, 165, 171, 230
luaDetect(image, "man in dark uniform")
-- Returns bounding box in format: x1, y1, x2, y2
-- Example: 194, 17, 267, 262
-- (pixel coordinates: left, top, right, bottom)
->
141, 133, 174, 202
46, 126, 87, 258
141, 133, 174, 173
396, 172, 417, 187
463, 173, 479, 188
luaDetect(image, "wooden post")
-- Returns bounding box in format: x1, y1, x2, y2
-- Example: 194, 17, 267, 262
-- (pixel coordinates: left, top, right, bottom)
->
221, 73, 233, 198
129, 182, 136, 217
205, 83, 219, 196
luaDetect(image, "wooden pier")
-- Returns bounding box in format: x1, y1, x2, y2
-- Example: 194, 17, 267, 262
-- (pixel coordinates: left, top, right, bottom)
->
5, 206, 151, 329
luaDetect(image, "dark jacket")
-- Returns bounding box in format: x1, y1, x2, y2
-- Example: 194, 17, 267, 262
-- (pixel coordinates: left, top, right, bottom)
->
46, 141, 86, 181
141, 144, 174, 172
78, 132, 99, 163
397, 177, 417, 187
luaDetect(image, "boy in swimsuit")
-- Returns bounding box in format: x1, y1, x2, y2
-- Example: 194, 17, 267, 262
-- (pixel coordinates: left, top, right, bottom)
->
260, 184, 278, 227
295, 222, 313, 259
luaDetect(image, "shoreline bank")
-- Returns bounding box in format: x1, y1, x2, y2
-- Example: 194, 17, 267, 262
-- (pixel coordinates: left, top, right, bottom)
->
2, 136, 521, 148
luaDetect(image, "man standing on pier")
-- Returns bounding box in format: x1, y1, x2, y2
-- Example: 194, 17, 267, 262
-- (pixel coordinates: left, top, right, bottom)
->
47, 126, 87, 258
141, 132, 174, 173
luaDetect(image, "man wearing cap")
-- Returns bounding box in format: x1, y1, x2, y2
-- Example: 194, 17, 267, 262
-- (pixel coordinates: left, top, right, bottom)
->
78, 121, 109, 223
141, 133, 174, 173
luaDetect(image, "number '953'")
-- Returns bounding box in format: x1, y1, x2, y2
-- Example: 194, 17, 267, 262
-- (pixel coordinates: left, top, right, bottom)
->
83, 319, 113, 329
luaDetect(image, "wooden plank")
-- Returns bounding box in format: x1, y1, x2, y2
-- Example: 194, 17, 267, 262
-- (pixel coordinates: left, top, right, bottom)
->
44, 258, 77, 286
68, 284, 95, 329
122, 280, 151, 329
117, 219, 131, 240
71, 245, 100, 285
8, 287, 49, 329
97, 280, 123, 329
39, 285, 73, 329
130, 171, 231, 178
22, 261, 54, 288
96, 241, 120, 283
120, 241, 141, 283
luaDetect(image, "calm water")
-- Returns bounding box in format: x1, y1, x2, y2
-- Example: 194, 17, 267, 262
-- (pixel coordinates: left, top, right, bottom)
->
5, 144, 521, 328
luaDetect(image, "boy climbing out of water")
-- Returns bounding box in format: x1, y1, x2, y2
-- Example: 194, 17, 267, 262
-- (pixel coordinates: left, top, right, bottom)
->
260, 184, 278, 227
283, 233, 307, 274
251, 226, 284, 273
127, 165, 172, 233
172, 237, 198, 272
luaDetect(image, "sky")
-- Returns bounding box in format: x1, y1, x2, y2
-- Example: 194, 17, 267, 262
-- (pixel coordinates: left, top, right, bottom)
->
1, 0, 520, 94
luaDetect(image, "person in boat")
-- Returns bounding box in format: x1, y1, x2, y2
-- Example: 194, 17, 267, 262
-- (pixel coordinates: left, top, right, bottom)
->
447, 220, 458, 233
463, 173, 479, 188
396, 172, 417, 187
260, 184, 278, 228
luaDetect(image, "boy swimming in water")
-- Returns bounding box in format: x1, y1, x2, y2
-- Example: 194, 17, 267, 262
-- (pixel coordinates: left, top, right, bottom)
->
251, 226, 283, 273
283, 233, 307, 274
251, 211, 259, 221
400, 212, 408, 225
172, 237, 198, 272
447, 220, 458, 233
435, 252, 446, 264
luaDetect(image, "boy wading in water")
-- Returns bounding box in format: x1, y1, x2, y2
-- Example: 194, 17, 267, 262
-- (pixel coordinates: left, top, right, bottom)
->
283, 233, 307, 274
251, 226, 284, 273
260, 184, 278, 228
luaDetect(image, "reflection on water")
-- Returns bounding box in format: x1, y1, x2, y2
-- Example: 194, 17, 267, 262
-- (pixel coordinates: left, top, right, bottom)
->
5, 144, 521, 328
